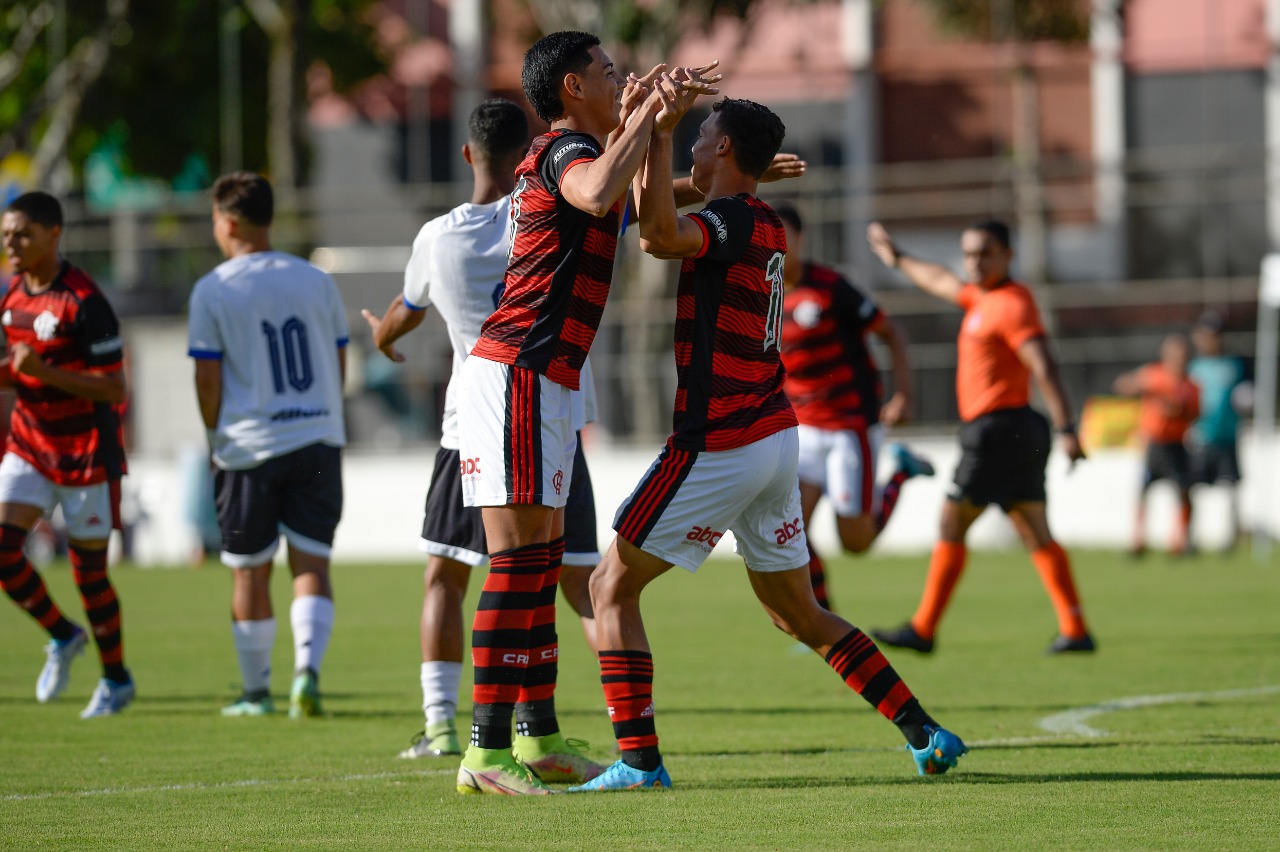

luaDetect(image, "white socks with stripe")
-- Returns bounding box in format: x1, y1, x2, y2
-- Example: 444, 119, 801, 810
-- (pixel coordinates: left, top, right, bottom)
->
231, 618, 275, 695
291, 595, 334, 676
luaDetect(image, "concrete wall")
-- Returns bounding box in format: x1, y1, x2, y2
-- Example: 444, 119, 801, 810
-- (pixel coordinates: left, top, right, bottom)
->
123, 434, 1275, 567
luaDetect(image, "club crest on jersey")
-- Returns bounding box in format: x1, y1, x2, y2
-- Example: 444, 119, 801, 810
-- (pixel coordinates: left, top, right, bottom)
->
794, 300, 821, 329
0, 310, 10, 327
33, 310, 59, 341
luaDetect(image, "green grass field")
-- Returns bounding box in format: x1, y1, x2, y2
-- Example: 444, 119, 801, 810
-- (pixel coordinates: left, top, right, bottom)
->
2, 546, 1278, 850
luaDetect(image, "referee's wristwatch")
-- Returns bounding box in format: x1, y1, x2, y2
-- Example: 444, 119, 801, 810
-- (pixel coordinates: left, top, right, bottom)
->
1056, 422, 1077, 436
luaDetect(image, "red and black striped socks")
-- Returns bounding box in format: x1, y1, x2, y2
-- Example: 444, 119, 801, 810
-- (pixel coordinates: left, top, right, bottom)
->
600, 649, 661, 771
70, 545, 127, 682
470, 541, 548, 749
0, 523, 78, 641
515, 537, 564, 738
875, 470, 911, 532
825, 627, 935, 749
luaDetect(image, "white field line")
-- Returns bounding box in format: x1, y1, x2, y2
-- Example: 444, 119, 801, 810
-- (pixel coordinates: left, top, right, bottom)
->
7, 686, 1279, 800
1, 767, 455, 803
1037, 684, 1280, 738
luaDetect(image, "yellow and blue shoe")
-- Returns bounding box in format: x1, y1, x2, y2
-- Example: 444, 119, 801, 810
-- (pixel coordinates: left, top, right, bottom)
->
512, 732, 606, 784
566, 759, 671, 792
908, 725, 968, 776
456, 746, 557, 795
289, 669, 322, 718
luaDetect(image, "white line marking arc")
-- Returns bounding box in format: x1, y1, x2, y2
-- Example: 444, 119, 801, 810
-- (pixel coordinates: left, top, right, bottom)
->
1038, 685, 1280, 738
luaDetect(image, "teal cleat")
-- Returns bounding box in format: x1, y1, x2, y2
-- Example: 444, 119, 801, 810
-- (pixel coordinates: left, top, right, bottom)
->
289, 669, 322, 718
908, 726, 968, 776
222, 691, 275, 717
889, 442, 935, 479
566, 759, 671, 792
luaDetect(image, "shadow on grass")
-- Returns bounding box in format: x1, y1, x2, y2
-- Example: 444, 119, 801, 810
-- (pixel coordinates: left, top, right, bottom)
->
689, 769, 1280, 792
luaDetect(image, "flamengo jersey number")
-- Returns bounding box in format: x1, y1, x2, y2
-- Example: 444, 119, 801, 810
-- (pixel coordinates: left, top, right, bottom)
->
763, 251, 786, 352
261, 317, 314, 393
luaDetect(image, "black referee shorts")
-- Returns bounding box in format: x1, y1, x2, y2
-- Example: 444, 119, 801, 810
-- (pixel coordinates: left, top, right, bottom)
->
950, 406, 1051, 510
1143, 440, 1193, 490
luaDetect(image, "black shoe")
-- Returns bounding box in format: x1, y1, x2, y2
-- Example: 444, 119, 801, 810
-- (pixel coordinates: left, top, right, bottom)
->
871, 623, 934, 654
1046, 633, 1096, 654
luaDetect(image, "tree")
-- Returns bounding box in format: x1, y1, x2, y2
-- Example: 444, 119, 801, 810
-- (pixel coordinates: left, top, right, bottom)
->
0, 0, 387, 192
917, 0, 1091, 287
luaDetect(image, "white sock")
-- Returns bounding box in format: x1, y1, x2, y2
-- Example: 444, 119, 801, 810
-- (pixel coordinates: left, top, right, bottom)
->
290, 595, 334, 676
231, 618, 275, 695
421, 661, 462, 727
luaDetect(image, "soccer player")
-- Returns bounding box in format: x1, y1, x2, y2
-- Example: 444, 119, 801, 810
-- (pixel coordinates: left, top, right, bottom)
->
775, 202, 932, 611
451, 32, 720, 796
360, 98, 604, 761
1113, 334, 1201, 556
189, 172, 348, 718
1188, 312, 1249, 551
866, 219, 1095, 655
0, 191, 133, 718
571, 88, 967, 792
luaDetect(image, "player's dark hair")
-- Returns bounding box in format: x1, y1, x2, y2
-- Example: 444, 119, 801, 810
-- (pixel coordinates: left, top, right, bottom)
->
1195, 310, 1224, 333
965, 219, 1011, 249
469, 98, 530, 161
773, 202, 803, 233
521, 31, 600, 124
5, 191, 63, 229
212, 172, 273, 227
710, 99, 786, 179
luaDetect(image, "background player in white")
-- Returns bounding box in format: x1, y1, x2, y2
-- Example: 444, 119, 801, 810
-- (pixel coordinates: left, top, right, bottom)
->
189, 172, 348, 719
361, 99, 603, 760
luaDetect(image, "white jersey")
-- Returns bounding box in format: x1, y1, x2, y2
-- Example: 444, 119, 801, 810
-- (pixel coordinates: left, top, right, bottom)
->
189, 251, 348, 470
403, 196, 597, 449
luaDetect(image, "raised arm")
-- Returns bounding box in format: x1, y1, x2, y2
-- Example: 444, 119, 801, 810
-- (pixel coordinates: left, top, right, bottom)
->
636, 76, 710, 259
1020, 337, 1085, 465
867, 221, 965, 304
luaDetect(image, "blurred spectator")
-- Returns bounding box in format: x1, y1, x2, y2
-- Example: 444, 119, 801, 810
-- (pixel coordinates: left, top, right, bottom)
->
1113, 334, 1200, 556
1188, 312, 1252, 551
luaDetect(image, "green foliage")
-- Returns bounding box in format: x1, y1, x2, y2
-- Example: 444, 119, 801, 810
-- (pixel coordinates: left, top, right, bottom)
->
918, 0, 1089, 43
1, 547, 1277, 847
1, 0, 387, 187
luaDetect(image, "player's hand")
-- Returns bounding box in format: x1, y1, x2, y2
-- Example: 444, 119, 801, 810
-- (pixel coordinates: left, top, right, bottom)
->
1060, 432, 1086, 469
360, 309, 405, 363
761, 153, 807, 183
880, 392, 910, 427
867, 222, 901, 269
9, 343, 46, 378
652, 73, 689, 132
672, 61, 721, 100
619, 65, 663, 128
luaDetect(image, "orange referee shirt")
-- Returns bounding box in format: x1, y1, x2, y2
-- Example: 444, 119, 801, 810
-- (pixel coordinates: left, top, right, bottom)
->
1134, 363, 1200, 444
955, 281, 1046, 422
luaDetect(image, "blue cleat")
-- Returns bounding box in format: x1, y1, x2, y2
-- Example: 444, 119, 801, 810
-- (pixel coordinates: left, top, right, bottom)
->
908, 726, 967, 776
889, 442, 935, 479
566, 759, 672, 792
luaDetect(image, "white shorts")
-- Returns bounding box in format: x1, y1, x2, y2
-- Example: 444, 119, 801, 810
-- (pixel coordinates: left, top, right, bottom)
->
457, 356, 576, 509
796, 423, 884, 517
0, 453, 115, 541
613, 428, 808, 574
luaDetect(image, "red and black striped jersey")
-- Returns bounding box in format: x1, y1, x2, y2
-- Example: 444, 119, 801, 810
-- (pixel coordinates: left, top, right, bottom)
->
1, 262, 126, 486
780, 262, 884, 430
671, 194, 797, 452
471, 130, 621, 391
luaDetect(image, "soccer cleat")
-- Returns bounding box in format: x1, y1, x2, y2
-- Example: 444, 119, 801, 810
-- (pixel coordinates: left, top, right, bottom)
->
908, 725, 968, 776
512, 732, 607, 784
871, 622, 934, 654
1046, 632, 1096, 654
36, 627, 88, 703
221, 691, 275, 717
456, 747, 557, 795
399, 721, 462, 758
889, 442, 935, 479
566, 759, 672, 792
289, 668, 322, 718
80, 672, 136, 719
